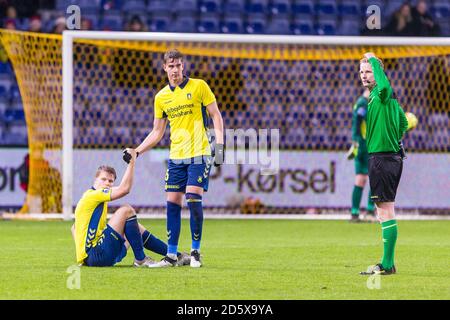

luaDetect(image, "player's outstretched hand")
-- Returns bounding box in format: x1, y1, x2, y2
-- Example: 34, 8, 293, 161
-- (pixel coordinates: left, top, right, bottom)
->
213, 143, 224, 167
123, 148, 138, 164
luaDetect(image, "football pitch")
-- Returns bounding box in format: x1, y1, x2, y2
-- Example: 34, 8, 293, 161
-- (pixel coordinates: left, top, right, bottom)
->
1, 219, 449, 300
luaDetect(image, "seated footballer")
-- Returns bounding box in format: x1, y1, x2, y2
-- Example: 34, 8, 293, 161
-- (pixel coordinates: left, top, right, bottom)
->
71, 148, 190, 267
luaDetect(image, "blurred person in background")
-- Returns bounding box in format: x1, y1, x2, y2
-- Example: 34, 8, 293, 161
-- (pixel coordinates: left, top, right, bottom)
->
52, 16, 66, 34
28, 15, 42, 33
4, 18, 17, 30
126, 15, 147, 32
411, 0, 441, 36
80, 17, 93, 30
385, 3, 415, 36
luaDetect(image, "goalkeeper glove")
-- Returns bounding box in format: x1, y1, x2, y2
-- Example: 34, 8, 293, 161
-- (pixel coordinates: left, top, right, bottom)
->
212, 143, 224, 167
123, 149, 139, 164
346, 142, 359, 160
398, 141, 406, 160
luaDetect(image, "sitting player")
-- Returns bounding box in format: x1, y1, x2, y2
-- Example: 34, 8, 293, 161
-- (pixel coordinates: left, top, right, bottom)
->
71, 148, 190, 267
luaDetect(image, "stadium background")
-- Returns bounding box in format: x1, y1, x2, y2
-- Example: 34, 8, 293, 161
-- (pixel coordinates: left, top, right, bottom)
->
0, 0, 449, 216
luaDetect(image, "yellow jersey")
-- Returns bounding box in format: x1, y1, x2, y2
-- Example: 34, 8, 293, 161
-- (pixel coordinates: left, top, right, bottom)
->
74, 187, 111, 264
154, 77, 216, 159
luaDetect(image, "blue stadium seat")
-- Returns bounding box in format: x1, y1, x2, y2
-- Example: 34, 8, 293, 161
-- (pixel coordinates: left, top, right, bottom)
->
101, 0, 124, 10
315, 0, 337, 18
197, 16, 220, 33
338, 19, 361, 35
291, 19, 314, 35
199, 0, 222, 14
316, 19, 337, 35
269, 0, 290, 16
338, 1, 360, 18
292, 0, 314, 19
123, 0, 146, 12
266, 18, 290, 34
221, 16, 244, 33
245, 0, 269, 15
148, 14, 171, 32
0, 62, 12, 75
55, 0, 71, 11
223, 0, 245, 15
100, 10, 123, 30
245, 16, 266, 34
147, 0, 172, 15
168, 16, 197, 33
0, 86, 7, 102
172, 0, 198, 15
9, 85, 21, 102
431, 1, 450, 19
75, 0, 100, 14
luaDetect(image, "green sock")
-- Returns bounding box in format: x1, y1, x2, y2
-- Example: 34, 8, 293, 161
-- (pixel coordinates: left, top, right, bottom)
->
367, 190, 375, 213
381, 220, 398, 269
351, 186, 363, 215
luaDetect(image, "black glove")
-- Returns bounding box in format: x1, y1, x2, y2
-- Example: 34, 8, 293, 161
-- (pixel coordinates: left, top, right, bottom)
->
398, 141, 406, 160
123, 150, 139, 164
213, 143, 224, 167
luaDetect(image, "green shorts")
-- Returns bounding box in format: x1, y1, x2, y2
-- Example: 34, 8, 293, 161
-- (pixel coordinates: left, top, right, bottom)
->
354, 148, 369, 175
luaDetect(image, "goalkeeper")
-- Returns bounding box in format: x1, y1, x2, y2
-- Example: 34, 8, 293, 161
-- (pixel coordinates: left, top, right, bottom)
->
124, 49, 224, 268
347, 88, 375, 222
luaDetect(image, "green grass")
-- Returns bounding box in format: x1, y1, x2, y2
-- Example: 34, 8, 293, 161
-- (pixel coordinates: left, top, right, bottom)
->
1, 219, 449, 300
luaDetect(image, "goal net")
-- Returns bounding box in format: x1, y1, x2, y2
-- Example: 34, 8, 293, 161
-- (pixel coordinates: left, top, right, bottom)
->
0, 30, 449, 219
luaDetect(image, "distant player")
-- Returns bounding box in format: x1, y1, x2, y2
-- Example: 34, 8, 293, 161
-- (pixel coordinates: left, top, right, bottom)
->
358, 53, 409, 275
124, 49, 224, 268
72, 148, 190, 267
347, 88, 375, 222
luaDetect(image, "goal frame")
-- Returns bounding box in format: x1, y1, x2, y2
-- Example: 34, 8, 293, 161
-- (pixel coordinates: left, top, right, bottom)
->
62, 31, 450, 220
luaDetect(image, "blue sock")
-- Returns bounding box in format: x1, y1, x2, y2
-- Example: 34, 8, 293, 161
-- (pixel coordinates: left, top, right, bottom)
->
166, 201, 181, 256
124, 216, 145, 261
186, 193, 203, 251
142, 230, 168, 256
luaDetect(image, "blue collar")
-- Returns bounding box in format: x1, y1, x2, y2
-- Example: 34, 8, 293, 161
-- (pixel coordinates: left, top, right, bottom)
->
169, 77, 189, 92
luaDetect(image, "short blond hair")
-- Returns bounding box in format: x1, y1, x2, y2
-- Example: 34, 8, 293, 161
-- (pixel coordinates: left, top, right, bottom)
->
360, 57, 384, 70
95, 165, 117, 180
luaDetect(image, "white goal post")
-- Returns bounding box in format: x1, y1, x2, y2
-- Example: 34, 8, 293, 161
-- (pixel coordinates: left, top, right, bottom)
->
61, 31, 450, 221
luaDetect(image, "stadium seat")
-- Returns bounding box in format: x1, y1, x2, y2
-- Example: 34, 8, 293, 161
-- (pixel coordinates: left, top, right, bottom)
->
148, 15, 171, 32
0, 62, 12, 74
269, 0, 290, 17
338, 19, 361, 35
291, 18, 314, 35
168, 16, 197, 33
55, 0, 71, 11
172, 0, 198, 15
199, 0, 222, 14
316, 19, 337, 35
245, 16, 266, 34
315, 0, 337, 18
245, 0, 269, 15
221, 17, 244, 33
431, 1, 450, 19
338, 1, 360, 18
223, 0, 245, 15
266, 18, 290, 34
197, 16, 220, 33
74, 0, 100, 14
0, 86, 7, 102
147, 0, 172, 15
100, 14, 123, 31
123, 0, 146, 12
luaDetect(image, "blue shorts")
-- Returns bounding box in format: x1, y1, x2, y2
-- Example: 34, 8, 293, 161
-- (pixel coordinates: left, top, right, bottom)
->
85, 225, 127, 267
165, 156, 212, 192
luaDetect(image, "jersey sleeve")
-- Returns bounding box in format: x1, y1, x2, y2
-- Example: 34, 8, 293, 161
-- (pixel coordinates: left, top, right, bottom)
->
86, 188, 112, 203
154, 95, 165, 119
199, 80, 216, 106
369, 57, 393, 104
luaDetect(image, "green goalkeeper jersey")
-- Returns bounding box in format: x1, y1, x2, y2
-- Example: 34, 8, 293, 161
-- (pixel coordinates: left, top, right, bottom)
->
366, 57, 408, 154
352, 95, 368, 153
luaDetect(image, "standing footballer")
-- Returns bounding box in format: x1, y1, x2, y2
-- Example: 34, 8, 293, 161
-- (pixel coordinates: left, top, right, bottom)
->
124, 49, 224, 268
359, 52, 409, 275
347, 88, 375, 222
